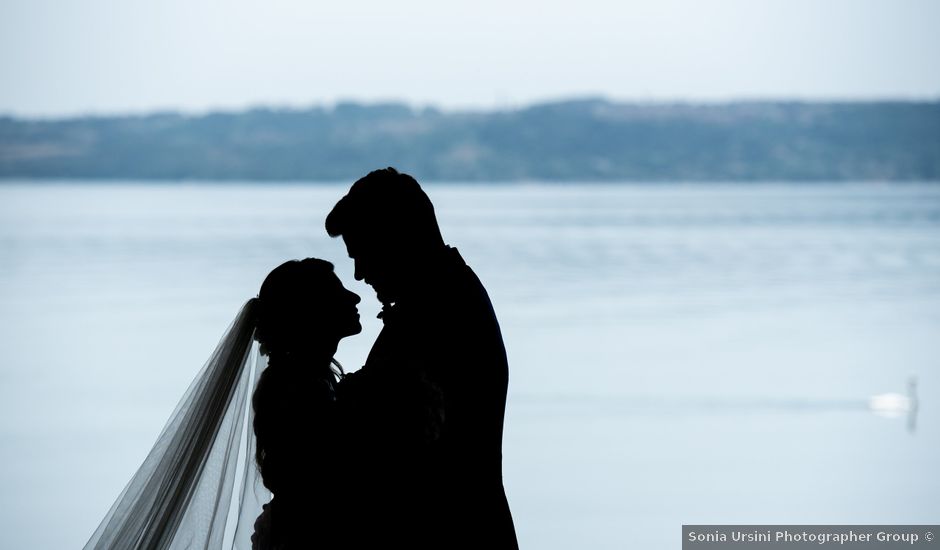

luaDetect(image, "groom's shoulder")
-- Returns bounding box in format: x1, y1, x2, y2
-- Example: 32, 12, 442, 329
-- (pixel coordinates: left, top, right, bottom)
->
439, 250, 488, 299
455, 263, 498, 316
420, 263, 491, 322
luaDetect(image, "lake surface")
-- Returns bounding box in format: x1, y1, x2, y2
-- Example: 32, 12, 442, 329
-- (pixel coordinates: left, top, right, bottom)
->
1, 181, 938, 549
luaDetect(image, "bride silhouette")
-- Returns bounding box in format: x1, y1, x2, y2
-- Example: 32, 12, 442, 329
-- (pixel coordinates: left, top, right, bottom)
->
83, 258, 361, 550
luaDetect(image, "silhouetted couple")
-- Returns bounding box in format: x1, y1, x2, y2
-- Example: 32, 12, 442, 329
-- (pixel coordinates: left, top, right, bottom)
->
251, 168, 517, 549
84, 168, 517, 550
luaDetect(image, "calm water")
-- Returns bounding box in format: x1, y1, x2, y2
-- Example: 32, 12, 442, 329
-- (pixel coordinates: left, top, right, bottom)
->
1, 182, 938, 549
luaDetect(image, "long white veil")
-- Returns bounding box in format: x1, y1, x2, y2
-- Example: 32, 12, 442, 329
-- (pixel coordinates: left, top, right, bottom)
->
84, 299, 272, 550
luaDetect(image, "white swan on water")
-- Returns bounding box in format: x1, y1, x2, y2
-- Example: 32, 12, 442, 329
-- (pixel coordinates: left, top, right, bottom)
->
868, 377, 918, 430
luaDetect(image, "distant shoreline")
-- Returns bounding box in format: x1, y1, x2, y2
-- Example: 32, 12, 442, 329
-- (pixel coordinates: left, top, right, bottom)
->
2, 99, 938, 181
3, 179, 939, 187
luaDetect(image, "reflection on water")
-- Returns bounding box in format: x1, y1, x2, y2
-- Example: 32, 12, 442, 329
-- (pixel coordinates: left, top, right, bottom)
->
0, 182, 938, 550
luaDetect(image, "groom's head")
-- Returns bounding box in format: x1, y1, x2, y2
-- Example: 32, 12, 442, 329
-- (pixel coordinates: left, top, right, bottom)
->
326, 167, 445, 304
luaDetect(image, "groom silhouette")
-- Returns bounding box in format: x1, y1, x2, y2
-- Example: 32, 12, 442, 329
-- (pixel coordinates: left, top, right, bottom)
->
327, 168, 518, 550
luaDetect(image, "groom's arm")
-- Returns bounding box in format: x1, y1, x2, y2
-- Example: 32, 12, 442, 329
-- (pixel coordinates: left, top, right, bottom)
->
336, 358, 444, 453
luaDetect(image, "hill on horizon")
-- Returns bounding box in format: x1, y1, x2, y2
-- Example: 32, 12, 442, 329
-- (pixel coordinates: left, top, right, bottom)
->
1, 99, 938, 181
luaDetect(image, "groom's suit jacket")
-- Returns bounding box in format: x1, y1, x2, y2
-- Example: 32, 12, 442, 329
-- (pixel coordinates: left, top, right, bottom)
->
339, 246, 518, 550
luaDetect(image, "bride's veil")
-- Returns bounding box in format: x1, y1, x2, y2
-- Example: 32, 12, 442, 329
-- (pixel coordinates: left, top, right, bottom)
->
84, 299, 272, 550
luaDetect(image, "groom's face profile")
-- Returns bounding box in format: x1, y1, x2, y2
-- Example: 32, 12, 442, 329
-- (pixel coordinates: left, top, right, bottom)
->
343, 231, 399, 304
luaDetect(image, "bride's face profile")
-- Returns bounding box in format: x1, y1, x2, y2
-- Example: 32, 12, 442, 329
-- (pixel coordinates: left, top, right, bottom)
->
323, 271, 362, 339
256, 258, 361, 356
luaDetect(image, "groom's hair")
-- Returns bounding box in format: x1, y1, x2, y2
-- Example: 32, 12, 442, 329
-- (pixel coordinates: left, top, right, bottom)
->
325, 167, 444, 248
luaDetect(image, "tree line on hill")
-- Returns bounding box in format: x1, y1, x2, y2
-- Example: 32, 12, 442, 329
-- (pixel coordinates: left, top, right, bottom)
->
1, 99, 938, 181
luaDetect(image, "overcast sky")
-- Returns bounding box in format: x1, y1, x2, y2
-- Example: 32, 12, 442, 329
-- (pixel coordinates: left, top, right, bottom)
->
1, 0, 938, 116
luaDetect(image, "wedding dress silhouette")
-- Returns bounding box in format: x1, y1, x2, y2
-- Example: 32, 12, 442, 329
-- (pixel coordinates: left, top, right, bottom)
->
83, 258, 360, 550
